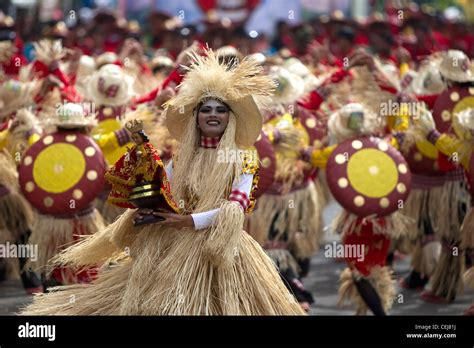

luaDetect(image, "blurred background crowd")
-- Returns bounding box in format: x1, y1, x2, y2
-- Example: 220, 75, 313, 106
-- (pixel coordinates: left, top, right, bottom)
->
0, 0, 473, 71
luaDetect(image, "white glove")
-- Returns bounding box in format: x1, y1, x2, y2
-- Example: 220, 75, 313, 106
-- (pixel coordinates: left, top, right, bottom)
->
413, 108, 436, 135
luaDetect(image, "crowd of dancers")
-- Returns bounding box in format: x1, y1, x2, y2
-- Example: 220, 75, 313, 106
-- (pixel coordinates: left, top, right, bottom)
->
0, 6, 473, 315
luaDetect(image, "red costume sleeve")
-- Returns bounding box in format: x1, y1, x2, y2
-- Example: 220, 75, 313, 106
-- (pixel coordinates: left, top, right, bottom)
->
131, 67, 183, 106
417, 94, 439, 110
298, 90, 324, 111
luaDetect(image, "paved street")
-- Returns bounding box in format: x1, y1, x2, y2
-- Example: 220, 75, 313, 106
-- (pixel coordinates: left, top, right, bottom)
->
0, 200, 472, 316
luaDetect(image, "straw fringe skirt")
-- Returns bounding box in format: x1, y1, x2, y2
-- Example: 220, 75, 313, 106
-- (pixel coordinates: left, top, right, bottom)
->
21, 209, 306, 315
428, 181, 470, 300
248, 181, 322, 259
26, 209, 105, 282
338, 266, 395, 315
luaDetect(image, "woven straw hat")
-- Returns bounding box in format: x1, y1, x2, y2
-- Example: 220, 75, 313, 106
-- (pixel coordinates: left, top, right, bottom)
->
49, 103, 97, 128
439, 50, 474, 83
87, 64, 134, 107
268, 65, 305, 105
408, 55, 446, 95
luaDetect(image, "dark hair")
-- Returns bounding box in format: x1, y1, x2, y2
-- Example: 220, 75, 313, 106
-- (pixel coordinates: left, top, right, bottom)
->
137, 130, 149, 143
336, 26, 355, 42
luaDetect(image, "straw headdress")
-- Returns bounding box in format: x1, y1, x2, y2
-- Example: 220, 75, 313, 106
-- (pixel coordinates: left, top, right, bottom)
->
32, 39, 67, 65
409, 54, 446, 95
0, 80, 37, 120
164, 49, 275, 147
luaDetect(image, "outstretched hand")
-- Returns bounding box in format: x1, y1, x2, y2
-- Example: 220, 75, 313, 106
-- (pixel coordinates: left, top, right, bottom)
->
133, 208, 194, 229
152, 209, 195, 229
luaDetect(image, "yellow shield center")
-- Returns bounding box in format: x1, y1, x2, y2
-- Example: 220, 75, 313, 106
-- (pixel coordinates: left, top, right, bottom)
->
33, 143, 86, 193
347, 148, 398, 198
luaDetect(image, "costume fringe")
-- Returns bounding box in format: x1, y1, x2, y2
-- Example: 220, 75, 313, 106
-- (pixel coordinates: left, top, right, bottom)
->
0, 228, 21, 280
314, 172, 331, 209
402, 188, 425, 241
350, 66, 398, 119
429, 246, 464, 301
0, 191, 35, 240
429, 181, 469, 300
401, 183, 457, 277
461, 207, 474, 249
421, 240, 441, 277
95, 198, 126, 224
21, 210, 306, 315
338, 266, 396, 315
53, 210, 135, 269
411, 241, 424, 274
463, 267, 474, 289
274, 156, 306, 195
123, 61, 157, 95
265, 248, 300, 274
331, 210, 410, 239
249, 181, 322, 259
26, 209, 105, 276
201, 201, 244, 268
0, 150, 19, 188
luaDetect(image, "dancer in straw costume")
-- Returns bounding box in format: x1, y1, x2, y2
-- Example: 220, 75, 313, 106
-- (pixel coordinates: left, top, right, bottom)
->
0, 81, 42, 294
21, 50, 306, 315
303, 102, 411, 315
20, 103, 106, 289
414, 107, 474, 309
415, 50, 473, 303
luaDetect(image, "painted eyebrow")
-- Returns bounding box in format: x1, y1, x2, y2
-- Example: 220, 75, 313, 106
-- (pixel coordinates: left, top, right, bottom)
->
199, 105, 228, 111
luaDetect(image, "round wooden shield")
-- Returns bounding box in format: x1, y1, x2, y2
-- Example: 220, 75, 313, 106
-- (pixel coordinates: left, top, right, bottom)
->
96, 105, 126, 122
326, 136, 412, 217
299, 108, 328, 149
251, 131, 276, 198
299, 108, 328, 179
433, 85, 474, 140
405, 140, 443, 176
19, 131, 106, 215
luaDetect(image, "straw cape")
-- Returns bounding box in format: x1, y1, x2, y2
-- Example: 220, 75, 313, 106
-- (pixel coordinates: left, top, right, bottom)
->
21, 49, 305, 315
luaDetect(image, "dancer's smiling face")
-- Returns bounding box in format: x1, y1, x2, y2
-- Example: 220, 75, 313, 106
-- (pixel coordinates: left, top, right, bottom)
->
197, 99, 230, 138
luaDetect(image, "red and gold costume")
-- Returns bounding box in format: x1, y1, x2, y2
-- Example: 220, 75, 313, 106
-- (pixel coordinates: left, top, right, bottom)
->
105, 141, 177, 212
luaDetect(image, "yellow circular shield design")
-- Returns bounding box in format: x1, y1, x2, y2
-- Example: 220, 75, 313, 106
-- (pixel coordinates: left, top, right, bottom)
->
347, 149, 398, 198
415, 139, 438, 159
453, 96, 474, 141
33, 143, 86, 193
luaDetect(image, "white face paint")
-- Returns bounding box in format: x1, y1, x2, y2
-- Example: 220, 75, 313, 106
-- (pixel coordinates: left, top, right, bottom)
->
197, 99, 230, 138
